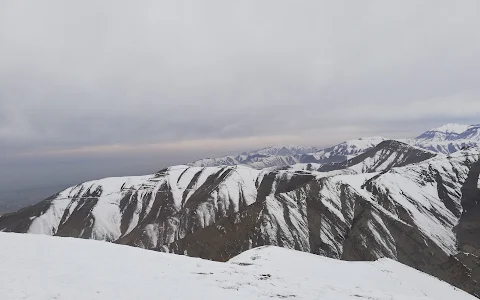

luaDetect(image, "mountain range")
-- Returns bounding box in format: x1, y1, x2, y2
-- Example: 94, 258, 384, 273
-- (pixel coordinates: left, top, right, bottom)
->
1, 123, 480, 297
191, 124, 479, 168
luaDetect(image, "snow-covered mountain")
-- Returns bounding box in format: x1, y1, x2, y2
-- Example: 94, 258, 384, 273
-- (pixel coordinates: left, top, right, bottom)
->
415, 123, 480, 142
410, 124, 480, 154
2, 123, 480, 297
190, 124, 480, 169
190, 136, 386, 169
2, 147, 480, 296
317, 140, 437, 173
415, 123, 472, 142
167, 149, 480, 296
302, 136, 387, 164
1, 233, 474, 300
280, 140, 436, 174
189, 145, 319, 169
0, 165, 266, 247
459, 124, 480, 141
248, 145, 320, 156
0, 141, 434, 247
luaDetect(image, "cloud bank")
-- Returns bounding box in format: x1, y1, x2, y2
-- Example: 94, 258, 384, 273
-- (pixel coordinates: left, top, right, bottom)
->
0, 1, 479, 191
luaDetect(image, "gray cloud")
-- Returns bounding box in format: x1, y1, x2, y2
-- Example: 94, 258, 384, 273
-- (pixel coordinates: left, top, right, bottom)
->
1, 1, 480, 193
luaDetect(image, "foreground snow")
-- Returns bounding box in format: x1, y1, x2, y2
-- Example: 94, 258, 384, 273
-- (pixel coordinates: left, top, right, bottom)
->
0, 233, 474, 300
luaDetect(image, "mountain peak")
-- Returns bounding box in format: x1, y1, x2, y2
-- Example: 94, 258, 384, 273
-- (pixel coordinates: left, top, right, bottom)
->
415, 124, 472, 142
357, 136, 386, 141
318, 139, 436, 173
251, 145, 319, 156
428, 123, 471, 134
338, 136, 386, 149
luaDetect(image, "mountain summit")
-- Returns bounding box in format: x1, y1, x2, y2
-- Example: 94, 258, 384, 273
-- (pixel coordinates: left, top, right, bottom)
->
415, 123, 473, 142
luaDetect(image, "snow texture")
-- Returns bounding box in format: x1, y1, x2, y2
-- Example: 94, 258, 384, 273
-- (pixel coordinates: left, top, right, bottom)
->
0, 232, 475, 300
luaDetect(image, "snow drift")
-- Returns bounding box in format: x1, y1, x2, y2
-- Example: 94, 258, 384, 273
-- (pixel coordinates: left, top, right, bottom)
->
0, 232, 474, 300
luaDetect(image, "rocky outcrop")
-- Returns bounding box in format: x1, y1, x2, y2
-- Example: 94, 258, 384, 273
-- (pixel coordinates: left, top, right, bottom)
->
455, 158, 480, 258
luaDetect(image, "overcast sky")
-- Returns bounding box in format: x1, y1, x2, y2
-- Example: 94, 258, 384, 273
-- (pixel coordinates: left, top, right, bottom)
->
1, 1, 480, 194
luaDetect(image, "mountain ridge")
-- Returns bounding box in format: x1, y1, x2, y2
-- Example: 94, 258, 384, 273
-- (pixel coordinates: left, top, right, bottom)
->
189, 124, 479, 169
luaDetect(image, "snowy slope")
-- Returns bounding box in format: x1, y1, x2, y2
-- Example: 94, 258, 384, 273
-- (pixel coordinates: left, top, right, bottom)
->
0, 165, 264, 248
310, 136, 386, 162
410, 124, 480, 154
317, 140, 437, 174
0, 232, 474, 300
411, 140, 479, 154
435, 124, 473, 134
190, 145, 320, 168
315, 149, 480, 258
458, 124, 480, 141
280, 140, 436, 175
415, 123, 472, 142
